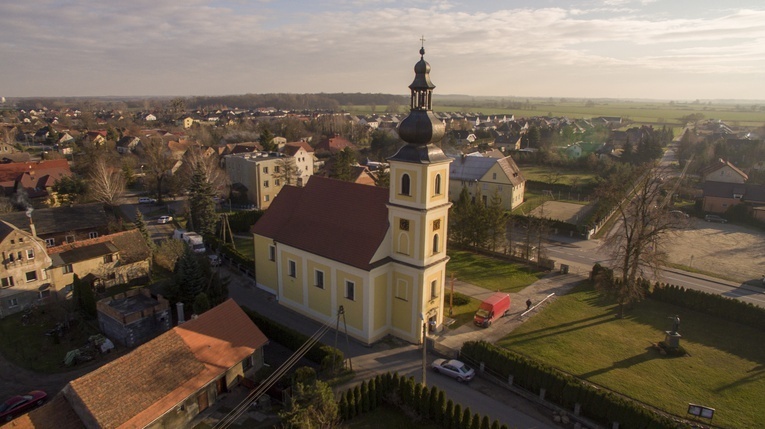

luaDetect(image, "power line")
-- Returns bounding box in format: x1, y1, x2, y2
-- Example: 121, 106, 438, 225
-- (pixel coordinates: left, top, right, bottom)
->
213, 317, 335, 429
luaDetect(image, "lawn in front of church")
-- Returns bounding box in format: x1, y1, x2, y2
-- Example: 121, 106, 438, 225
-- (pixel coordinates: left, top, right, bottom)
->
446, 249, 546, 293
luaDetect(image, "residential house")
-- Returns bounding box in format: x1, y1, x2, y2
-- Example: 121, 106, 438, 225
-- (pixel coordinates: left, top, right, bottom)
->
96, 288, 171, 348
0, 203, 111, 248
0, 220, 53, 317
701, 158, 748, 184
47, 229, 152, 295
84, 131, 107, 146
0, 159, 72, 202
701, 181, 746, 213
448, 154, 526, 210
224, 151, 296, 210
281, 141, 316, 187
10, 299, 268, 429
115, 136, 140, 154
314, 134, 357, 155
562, 142, 603, 159
252, 50, 451, 345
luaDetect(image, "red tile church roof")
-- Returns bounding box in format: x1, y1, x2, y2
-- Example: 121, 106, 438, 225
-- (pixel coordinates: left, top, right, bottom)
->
252, 176, 390, 270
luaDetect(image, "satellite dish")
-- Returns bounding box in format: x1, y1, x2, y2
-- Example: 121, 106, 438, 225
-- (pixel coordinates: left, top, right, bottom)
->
25, 207, 33, 218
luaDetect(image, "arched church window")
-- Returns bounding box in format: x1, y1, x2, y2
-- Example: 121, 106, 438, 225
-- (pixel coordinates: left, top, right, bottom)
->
401, 174, 411, 196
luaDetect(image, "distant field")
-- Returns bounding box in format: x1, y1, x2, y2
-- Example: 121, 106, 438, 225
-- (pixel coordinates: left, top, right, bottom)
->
518, 166, 599, 188
342, 99, 765, 129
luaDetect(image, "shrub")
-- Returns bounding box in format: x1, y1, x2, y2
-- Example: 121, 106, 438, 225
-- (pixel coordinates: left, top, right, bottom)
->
445, 292, 471, 307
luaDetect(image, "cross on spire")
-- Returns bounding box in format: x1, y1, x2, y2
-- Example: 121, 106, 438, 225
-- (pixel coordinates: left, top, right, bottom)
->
419, 35, 426, 57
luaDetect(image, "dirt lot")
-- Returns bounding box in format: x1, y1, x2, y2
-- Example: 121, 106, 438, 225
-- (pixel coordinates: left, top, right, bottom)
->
665, 219, 765, 283
532, 200, 764, 283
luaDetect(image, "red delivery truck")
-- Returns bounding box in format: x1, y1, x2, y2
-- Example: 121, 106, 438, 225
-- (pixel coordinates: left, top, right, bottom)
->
473, 292, 511, 328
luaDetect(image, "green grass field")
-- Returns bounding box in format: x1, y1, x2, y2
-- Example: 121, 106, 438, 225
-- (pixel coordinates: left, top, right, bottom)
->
446, 250, 546, 293
518, 166, 600, 189
498, 283, 765, 429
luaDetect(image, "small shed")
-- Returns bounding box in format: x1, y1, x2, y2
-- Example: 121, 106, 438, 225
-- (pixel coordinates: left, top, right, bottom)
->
96, 288, 171, 348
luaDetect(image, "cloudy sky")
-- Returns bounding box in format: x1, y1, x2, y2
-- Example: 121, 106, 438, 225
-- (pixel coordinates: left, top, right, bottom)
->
1, 0, 764, 101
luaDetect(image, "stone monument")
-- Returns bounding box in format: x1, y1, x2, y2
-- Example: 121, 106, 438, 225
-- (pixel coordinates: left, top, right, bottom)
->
664, 314, 682, 349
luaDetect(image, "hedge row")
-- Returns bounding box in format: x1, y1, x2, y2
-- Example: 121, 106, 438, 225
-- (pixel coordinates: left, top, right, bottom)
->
339, 372, 508, 429
241, 306, 343, 370
226, 210, 264, 233
649, 282, 765, 331
207, 237, 254, 268
461, 341, 682, 429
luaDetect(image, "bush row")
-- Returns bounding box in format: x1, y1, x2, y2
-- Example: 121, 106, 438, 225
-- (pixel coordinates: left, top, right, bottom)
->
206, 237, 254, 268
461, 341, 682, 429
339, 372, 508, 429
648, 282, 765, 331
241, 306, 343, 370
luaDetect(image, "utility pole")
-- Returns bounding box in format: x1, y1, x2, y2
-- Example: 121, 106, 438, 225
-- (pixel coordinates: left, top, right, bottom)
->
449, 273, 455, 316
421, 313, 427, 386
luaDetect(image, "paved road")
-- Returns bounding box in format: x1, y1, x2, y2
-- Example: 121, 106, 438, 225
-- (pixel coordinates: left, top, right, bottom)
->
225, 265, 569, 428
544, 234, 765, 308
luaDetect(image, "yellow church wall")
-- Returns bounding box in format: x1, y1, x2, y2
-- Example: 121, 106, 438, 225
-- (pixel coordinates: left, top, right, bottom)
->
253, 234, 278, 294
372, 273, 389, 333
427, 166, 450, 207
391, 271, 415, 336
336, 270, 364, 331
306, 260, 332, 317
281, 251, 303, 305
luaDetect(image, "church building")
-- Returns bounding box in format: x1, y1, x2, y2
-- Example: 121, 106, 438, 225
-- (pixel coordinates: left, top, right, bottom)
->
252, 47, 452, 345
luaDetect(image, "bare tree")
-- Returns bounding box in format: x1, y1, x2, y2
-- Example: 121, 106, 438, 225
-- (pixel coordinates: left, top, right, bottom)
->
88, 156, 126, 206
597, 166, 680, 317
272, 157, 300, 187
140, 137, 176, 203
177, 146, 230, 197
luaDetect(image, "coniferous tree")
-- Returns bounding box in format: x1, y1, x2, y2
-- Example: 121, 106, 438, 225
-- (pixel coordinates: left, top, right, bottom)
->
444, 400, 454, 429
134, 209, 154, 251
174, 247, 206, 308
419, 386, 430, 418
480, 415, 491, 429
461, 407, 472, 429
72, 275, 96, 318
452, 404, 463, 429
193, 292, 210, 314
330, 147, 356, 182
485, 189, 506, 251
490, 420, 501, 429
188, 166, 218, 237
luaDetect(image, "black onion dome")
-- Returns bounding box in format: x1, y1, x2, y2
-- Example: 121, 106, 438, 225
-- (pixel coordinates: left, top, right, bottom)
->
390, 46, 449, 163
397, 110, 444, 146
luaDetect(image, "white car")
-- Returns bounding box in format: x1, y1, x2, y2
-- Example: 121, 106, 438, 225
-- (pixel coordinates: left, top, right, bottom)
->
431, 359, 475, 382
138, 197, 157, 204
157, 215, 173, 224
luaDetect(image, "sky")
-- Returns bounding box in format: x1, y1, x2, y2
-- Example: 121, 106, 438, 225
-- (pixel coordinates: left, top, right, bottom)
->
1, 0, 764, 101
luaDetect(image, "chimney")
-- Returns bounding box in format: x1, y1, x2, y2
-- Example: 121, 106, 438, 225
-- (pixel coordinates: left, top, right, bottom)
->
25, 207, 36, 237
176, 302, 185, 324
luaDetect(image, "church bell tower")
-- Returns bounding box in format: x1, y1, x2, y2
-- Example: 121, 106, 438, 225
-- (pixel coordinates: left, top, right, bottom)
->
387, 44, 452, 342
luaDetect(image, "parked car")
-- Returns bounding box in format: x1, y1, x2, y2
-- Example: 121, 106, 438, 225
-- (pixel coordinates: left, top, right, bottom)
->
157, 215, 173, 224
431, 359, 475, 382
1, 391, 47, 422
704, 214, 728, 224
669, 210, 689, 219
138, 197, 157, 204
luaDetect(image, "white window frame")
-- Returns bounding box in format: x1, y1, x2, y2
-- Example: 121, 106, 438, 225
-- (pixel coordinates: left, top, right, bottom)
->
7, 298, 19, 308
288, 260, 296, 278
26, 249, 34, 259
89, 231, 99, 239
25, 270, 37, 283
268, 245, 276, 261
63, 264, 73, 274
1, 277, 14, 288
345, 280, 355, 301
44, 238, 55, 247
315, 270, 324, 289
